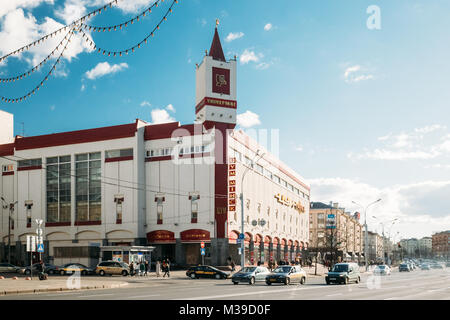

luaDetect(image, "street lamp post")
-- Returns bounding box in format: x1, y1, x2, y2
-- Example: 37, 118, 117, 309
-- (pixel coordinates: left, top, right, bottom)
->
352, 199, 382, 271
1, 197, 18, 264
240, 150, 265, 268
372, 217, 398, 265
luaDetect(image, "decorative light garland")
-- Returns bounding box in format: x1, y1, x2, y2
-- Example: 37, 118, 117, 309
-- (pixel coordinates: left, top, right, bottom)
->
80, 0, 178, 58
0, 0, 123, 64
0, 28, 75, 104
0, 31, 75, 83
79, 0, 163, 33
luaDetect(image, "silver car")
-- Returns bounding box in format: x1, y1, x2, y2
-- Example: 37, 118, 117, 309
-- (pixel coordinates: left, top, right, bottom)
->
232, 266, 271, 285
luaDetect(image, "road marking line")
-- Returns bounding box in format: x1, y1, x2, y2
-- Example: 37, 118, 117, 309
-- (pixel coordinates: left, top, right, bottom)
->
120, 294, 161, 299
384, 297, 398, 300
326, 293, 342, 297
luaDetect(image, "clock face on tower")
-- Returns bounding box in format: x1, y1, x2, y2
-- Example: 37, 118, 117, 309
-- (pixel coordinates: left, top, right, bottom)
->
212, 67, 230, 95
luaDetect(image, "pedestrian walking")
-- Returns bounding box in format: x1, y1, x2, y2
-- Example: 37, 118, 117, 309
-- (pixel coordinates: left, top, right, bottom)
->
129, 260, 134, 276
144, 260, 149, 276
163, 259, 170, 278
230, 260, 236, 272
139, 261, 145, 276
156, 260, 161, 277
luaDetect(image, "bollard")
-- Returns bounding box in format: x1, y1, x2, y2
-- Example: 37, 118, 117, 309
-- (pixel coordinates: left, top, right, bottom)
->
12, 276, 18, 280
0, 276, 4, 280
25, 277, 32, 280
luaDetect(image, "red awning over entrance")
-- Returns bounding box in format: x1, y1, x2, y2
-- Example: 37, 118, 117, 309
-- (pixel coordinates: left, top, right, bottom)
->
147, 230, 175, 243
180, 229, 210, 242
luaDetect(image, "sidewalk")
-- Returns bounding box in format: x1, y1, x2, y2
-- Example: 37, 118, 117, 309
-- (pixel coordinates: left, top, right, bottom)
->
0, 278, 129, 296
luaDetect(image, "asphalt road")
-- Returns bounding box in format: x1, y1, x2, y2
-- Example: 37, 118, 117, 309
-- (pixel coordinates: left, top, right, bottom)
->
1, 268, 449, 300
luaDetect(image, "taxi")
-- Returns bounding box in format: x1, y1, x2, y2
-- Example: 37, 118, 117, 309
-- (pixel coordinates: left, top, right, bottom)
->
265, 265, 307, 285
59, 263, 94, 275
186, 265, 230, 279
95, 261, 130, 276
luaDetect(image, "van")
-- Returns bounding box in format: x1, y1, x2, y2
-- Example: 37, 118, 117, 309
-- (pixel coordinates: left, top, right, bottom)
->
325, 262, 360, 285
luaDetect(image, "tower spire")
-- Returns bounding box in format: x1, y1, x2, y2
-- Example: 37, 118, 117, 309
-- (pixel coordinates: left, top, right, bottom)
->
209, 20, 225, 62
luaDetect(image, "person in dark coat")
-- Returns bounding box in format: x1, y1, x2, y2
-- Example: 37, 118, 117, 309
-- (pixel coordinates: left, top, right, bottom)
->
129, 260, 134, 276
144, 260, 149, 276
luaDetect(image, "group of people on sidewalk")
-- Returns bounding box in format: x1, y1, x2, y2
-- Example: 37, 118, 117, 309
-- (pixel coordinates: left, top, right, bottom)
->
128, 259, 171, 278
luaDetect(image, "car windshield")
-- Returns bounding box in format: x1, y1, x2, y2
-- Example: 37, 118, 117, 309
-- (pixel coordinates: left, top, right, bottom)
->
400, 264, 407, 267
332, 265, 348, 272
273, 266, 292, 273
376, 266, 386, 269
120, 262, 128, 268
241, 267, 256, 273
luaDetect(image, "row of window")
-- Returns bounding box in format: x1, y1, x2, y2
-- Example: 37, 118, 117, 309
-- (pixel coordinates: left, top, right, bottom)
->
146, 145, 211, 158
231, 148, 309, 200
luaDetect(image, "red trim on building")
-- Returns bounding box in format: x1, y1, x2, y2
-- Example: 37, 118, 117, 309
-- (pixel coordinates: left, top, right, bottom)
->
0, 143, 14, 156
2, 171, 14, 176
157, 219, 163, 225
45, 222, 71, 227
180, 229, 210, 242
195, 97, 237, 114
146, 156, 173, 162
147, 230, 176, 243
105, 156, 133, 163
17, 165, 42, 171
116, 219, 122, 224
14, 122, 138, 151
144, 122, 180, 141
273, 237, 280, 245
191, 218, 198, 224
74, 221, 101, 226
264, 235, 272, 245
26, 223, 31, 228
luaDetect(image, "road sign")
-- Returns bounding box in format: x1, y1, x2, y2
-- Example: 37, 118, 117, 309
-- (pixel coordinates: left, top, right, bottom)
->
236, 238, 242, 244
26, 235, 37, 252
200, 248, 205, 256
239, 233, 244, 240
200, 242, 205, 248
37, 243, 44, 253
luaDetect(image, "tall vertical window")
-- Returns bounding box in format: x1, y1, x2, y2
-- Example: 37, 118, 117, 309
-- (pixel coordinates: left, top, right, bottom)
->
46, 156, 71, 223
76, 152, 101, 222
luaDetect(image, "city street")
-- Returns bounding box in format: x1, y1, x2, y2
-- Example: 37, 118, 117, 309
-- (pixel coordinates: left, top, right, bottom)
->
1, 268, 448, 300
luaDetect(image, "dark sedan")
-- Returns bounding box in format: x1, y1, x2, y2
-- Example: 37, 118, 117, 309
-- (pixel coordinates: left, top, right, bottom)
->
0, 263, 22, 273
186, 265, 230, 279
399, 263, 410, 272
21, 263, 60, 275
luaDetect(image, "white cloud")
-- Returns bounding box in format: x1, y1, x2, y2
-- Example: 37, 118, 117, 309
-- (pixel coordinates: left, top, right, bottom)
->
309, 177, 450, 238
256, 62, 271, 70
237, 110, 261, 128
264, 23, 273, 31
166, 104, 175, 112
84, 62, 128, 80
240, 49, 262, 64
80, 83, 85, 91
0, 0, 54, 18
150, 108, 175, 124
349, 124, 450, 161
295, 146, 303, 152
140, 101, 151, 107
343, 64, 374, 83
225, 32, 244, 42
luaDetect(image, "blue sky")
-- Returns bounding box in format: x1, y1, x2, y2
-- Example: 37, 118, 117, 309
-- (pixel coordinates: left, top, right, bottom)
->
1, 0, 450, 238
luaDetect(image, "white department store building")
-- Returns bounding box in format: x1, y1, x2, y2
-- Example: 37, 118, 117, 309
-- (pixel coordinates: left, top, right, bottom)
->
0, 27, 310, 267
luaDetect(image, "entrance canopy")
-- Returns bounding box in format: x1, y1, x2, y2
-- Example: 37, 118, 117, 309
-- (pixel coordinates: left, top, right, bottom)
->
100, 246, 155, 263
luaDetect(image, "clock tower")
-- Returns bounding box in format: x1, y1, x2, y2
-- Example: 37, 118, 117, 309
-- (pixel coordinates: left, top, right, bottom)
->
195, 24, 237, 128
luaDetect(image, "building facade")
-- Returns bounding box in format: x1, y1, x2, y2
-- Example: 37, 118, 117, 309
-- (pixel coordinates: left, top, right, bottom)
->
309, 202, 363, 263
0, 27, 310, 268
432, 231, 449, 260
364, 231, 384, 262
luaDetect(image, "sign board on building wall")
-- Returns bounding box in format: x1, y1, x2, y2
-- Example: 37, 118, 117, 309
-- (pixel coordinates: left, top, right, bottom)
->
228, 157, 236, 213
326, 214, 336, 229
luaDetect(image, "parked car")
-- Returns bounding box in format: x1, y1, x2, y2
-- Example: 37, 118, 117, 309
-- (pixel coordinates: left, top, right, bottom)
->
231, 266, 271, 285
420, 263, 431, 270
265, 265, 306, 285
186, 266, 230, 279
446, 262, 450, 268
373, 265, 391, 275
95, 261, 129, 276
186, 265, 230, 280
60, 263, 94, 275
399, 263, 410, 272
0, 263, 22, 273
22, 263, 60, 275
430, 263, 444, 269
325, 263, 360, 285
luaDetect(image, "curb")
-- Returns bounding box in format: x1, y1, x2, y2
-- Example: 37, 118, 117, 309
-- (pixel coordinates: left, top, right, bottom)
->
0, 282, 129, 296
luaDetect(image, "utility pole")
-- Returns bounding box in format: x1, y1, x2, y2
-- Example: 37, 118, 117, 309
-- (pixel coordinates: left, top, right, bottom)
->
1, 197, 17, 264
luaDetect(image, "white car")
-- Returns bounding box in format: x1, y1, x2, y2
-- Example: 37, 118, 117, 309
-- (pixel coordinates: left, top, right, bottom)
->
373, 265, 391, 275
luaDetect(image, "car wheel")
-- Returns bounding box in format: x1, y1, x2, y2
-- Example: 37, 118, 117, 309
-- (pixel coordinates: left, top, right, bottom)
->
300, 277, 306, 285
81, 270, 87, 276
99, 270, 105, 276
249, 277, 255, 285
233, 282, 239, 285
326, 279, 330, 285
356, 277, 360, 284
215, 274, 221, 280
60, 270, 65, 276
190, 273, 196, 279
285, 278, 290, 285
122, 270, 128, 276
266, 281, 272, 285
